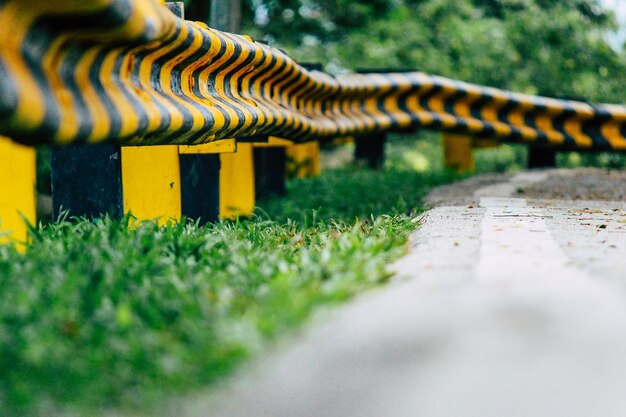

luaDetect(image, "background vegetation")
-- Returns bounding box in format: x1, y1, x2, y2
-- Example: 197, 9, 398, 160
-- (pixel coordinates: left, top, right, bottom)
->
235, 0, 626, 103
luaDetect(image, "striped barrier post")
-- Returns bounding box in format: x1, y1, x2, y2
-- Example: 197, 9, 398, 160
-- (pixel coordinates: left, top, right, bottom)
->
50, 131, 189, 225
50, 2, 232, 225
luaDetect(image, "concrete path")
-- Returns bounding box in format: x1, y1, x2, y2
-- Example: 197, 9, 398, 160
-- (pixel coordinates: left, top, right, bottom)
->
184, 171, 626, 417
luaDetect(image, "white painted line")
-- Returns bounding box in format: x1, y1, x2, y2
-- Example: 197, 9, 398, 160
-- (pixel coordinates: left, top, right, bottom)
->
474, 171, 548, 199
478, 197, 527, 208
475, 197, 624, 304
477, 197, 584, 285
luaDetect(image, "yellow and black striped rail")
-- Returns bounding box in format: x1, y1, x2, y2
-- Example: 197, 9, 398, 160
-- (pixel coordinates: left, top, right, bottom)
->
1, 0, 626, 150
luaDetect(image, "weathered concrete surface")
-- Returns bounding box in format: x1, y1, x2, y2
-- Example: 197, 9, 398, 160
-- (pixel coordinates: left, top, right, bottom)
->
181, 170, 626, 417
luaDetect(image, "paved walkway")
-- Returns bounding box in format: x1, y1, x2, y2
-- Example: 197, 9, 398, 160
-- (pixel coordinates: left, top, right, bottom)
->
185, 170, 626, 417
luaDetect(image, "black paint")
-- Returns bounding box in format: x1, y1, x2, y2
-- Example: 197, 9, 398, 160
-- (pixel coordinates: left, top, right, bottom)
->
354, 132, 386, 169
528, 146, 557, 169
179, 154, 220, 225
238, 135, 269, 143
299, 62, 324, 71
51, 143, 123, 219
254, 147, 286, 200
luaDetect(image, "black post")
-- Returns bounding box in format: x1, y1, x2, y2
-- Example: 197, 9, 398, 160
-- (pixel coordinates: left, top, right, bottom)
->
254, 147, 287, 200
354, 132, 386, 169
50, 143, 123, 219
528, 146, 557, 169
179, 154, 220, 224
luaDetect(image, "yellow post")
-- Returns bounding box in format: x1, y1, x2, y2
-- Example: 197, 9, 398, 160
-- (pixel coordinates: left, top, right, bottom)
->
255, 137, 321, 178
121, 145, 181, 224
220, 142, 255, 219
287, 141, 321, 178
442, 133, 475, 173
0, 136, 36, 246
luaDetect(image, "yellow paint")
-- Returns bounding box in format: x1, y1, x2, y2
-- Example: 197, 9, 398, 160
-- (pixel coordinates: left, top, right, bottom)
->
535, 114, 564, 145
121, 145, 181, 224
159, 23, 208, 138
252, 137, 320, 178
179, 139, 237, 154
333, 136, 354, 145
601, 122, 626, 151
442, 133, 474, 173
564, 118, 593, 148
287, 141, 321, 178
77, 47, 112, 143
0, 136, 36, 246
472, 138, 500, 149
252, 136, 293, 148
481, 94, 508, 122
428, 83, 456, 114
220, 143, 255, 219
100, 49, 141, 140
453, 89, 481, 118
210, 33, 253, 134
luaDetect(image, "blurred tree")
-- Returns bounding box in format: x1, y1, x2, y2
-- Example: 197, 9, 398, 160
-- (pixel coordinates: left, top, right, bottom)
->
184, 0, 242, 32
183, 0, 626, 102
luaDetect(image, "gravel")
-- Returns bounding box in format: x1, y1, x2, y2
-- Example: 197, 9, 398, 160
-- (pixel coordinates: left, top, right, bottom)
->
425, 168, 626, 207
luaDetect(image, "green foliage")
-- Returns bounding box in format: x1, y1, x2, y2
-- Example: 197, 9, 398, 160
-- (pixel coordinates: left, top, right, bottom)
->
241, 0, 626, 103
557, 150, 626, 169
0, 164, 455, 416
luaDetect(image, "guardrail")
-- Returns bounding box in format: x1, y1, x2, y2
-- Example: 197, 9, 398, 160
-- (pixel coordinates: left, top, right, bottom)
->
1, 0, 625, 244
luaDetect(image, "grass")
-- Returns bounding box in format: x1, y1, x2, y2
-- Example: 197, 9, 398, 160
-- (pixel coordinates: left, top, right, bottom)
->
0, 144, 458, 416
261, 166, 457, 224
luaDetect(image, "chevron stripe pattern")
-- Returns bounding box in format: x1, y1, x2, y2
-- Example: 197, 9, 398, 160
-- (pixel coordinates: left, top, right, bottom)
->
0, 0, 625, 150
